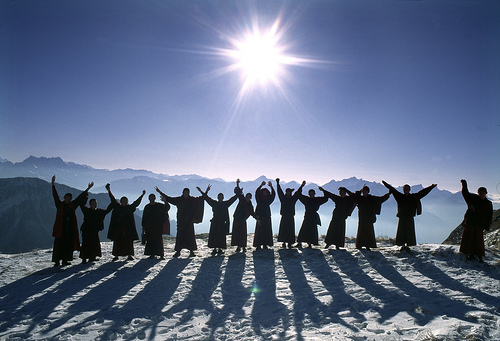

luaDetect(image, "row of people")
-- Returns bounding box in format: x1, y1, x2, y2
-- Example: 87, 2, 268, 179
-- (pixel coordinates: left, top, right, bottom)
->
50, 176, 493, 266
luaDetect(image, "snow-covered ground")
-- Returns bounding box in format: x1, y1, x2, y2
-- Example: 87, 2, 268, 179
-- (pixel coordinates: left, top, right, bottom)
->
1, 235, 499, 341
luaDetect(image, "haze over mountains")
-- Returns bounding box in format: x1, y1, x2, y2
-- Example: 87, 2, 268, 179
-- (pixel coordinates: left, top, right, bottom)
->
0, 156, 492, 254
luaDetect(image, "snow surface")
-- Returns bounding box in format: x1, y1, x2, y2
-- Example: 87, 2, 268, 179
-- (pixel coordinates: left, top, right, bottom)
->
1, 235, 499, 341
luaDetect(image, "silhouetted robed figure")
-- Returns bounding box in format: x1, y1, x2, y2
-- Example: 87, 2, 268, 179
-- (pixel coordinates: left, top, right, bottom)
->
79, 195, 112, 264
142, 193, 170, 260
297, 186, 328, 248
353, 185, 390, 251
459, 179, 493, 262
156, 186, 204, 257
320, 186, 356, 250
231, 179, 255, 252
107, 184, 146, 261
51, 175, 92, 266
253, 181, 276, 250
197, 183, 238, 256
276, 178, 305, 249
382, 181, 437, 252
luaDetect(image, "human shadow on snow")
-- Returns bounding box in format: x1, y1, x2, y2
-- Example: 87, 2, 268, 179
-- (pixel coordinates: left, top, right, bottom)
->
302, 249, 364, 329
329, 249, 423, 324
207, 253, 252, 340
279, 248, 357, 340
361, 251, 481, 326
160, 255, 225, 333
251, 249, 289, 339
0, 263, 82, 333
410, 255, 500, 307
46, 259, 155, 336
49, 257, 193, 341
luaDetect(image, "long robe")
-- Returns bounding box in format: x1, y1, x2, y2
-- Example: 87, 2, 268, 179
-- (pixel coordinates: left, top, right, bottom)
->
51, 185, 88, 263
323, 190, 355, 247
231, 192, 255, 247
277, 183, 302, 244
142, 202, 170, 256
79, 202, 112, 260
108, 193, 143, 256
459, 184, 493, 257
164, 195, 204, 251
253, 187, 276, 247
354, 192, 390, 248
203, 193, 237, 249
385, 183, 435, 246
297, 195, 328, 245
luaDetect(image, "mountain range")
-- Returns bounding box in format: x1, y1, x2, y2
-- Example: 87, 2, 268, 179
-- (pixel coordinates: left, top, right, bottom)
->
0, 155, 487, 254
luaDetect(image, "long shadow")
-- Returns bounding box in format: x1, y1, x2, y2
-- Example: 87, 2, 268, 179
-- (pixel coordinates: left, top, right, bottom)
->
9, 261, 128, 336
410, 256, 500, 308
329, 250, 419, 323
162, 256, 225, 328
251, 249, 289, 339
113, 258, 192, 341
279, 249, 337, 340
44, 259, 154, 336
0, 264, 83, 332
362, 251, 480, 326
207, 253, 251, 339
302, 249, 363, 331
428, 247, 500, 282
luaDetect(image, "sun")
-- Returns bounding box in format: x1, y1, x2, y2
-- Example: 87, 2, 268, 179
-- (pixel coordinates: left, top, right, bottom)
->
233, 29, 284, 85
213, 16, 305, 96
200, 11, 330, 103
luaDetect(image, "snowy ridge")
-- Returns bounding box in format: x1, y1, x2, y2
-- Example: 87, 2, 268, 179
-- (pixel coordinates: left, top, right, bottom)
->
1, 236, 499, 340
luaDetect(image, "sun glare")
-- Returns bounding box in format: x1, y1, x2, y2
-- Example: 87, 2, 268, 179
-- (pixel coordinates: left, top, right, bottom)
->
234, 31, 283, 85
199, 10, 331, 105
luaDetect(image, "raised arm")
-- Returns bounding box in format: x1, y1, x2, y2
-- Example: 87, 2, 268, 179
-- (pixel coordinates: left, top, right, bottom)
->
319, 186, 335, 200
131, 190, 146, 208
106, 183, 118, 205
382, 180, 396, 193
74, 182, 93, 207
276, 178, 284, 200
268, 181, 276, 202
51, 175, 61, 207
417, 183, 437, 199
293, 181, 306, 198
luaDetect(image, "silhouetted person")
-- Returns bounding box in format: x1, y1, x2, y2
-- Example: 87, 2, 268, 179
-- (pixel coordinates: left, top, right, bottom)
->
107, 184, 146, 261
231, 179, 255, 252
197, 183, 238, 255
253, 181, 276, 250
459, 179, 493, 262
297, 187, 328, 248
142, 193, 170, 259
320, 186, 356, 250
382, 180, 437, 252
353, 185, 390, 251
276, 178, 305, 249
51, 175, 92, 266
79, 197, 112, 264
155, 186, 204, 257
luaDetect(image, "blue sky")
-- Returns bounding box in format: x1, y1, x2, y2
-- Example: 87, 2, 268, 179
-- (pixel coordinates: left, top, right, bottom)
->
1, 0, 499, 194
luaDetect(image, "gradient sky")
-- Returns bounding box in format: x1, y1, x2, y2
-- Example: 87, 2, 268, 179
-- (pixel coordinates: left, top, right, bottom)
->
1, 0, 499, 195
